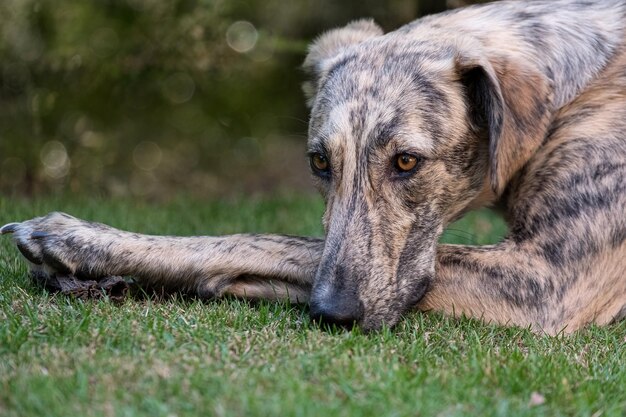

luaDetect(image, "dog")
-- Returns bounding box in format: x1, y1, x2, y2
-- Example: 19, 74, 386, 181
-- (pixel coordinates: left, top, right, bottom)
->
2, 0, 625, 334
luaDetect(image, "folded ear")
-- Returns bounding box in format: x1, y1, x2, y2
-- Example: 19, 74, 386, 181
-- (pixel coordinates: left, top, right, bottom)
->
458, 52, 553, 195
302, 19, 383, 107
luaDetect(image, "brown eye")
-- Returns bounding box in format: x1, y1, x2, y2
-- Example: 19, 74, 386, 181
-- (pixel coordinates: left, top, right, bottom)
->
310, 153, 329, 173
395, 153, 419, 172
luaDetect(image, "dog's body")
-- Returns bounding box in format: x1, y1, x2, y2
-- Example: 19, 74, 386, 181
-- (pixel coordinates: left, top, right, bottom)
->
2, 0, 625, 334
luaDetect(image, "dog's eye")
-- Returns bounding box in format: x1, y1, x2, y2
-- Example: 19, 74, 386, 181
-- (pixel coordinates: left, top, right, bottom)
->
394, 153, 420, 173
310, 153, 330, 175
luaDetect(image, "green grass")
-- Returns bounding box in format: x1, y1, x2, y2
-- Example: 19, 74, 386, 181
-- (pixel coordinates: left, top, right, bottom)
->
0, 195, 624, 417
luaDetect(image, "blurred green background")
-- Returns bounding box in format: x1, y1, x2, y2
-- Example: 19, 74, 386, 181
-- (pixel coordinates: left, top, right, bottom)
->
0, 0, 487, 199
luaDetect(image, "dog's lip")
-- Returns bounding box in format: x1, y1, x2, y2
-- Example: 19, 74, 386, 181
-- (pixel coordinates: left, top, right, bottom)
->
359, 279, 431, 331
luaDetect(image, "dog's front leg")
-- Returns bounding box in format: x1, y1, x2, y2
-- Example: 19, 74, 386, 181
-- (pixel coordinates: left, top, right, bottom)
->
1, 212, 323, 302
418, 243, 563, 333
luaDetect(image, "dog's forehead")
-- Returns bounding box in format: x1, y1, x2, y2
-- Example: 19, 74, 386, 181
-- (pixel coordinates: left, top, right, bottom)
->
321, 46, 439, 104
310, 100, 434, 154
309, 47, 456, 154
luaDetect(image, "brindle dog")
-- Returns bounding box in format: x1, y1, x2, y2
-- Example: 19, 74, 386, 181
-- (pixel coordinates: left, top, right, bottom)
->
2, 0, 625, 334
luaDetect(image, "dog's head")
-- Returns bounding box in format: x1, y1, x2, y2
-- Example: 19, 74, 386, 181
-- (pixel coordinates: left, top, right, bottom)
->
303, 20, 552, 330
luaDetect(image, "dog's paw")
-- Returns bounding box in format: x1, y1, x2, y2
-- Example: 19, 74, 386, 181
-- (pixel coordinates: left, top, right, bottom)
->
1, 212, 115, 279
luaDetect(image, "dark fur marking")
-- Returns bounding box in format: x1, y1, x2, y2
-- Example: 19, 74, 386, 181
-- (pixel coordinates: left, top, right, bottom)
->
370, 111, 402, 150
411, 71, 448, 144
610, 225, 626, 249
513, 185, 621, 243
441, 253, 550, 310
16, 243, 42, 264
41, 251, 72, 275
316, 54, 358, 96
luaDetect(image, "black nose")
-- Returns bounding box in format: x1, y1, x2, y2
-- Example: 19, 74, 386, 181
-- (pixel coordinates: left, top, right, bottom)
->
309, 297, 364, 329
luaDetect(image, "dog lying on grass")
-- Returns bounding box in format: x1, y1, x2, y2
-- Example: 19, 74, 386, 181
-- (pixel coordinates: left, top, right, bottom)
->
2, 0, 625, 334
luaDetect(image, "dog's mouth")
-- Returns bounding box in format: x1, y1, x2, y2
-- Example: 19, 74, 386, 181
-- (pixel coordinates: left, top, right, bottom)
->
308, 268, 432, 331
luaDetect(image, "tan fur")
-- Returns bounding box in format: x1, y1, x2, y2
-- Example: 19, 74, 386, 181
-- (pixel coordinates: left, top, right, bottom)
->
488, 58, 553, 193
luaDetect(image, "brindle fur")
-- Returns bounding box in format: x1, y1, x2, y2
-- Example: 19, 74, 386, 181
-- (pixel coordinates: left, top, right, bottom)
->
2, 0, 625, 334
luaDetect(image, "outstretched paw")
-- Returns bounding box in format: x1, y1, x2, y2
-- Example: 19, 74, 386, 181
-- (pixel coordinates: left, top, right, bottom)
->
1, 212, 115, 280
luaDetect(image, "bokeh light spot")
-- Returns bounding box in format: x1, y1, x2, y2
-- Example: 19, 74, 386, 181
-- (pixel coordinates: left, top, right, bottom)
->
226, 21, 258, 53
133, 141, 163, 171
80, 131, 105, 149
161, 72, 195, 104
40, 141, 70, 179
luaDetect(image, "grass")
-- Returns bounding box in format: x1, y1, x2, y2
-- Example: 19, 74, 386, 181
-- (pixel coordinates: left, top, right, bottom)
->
0, 194, 624, 417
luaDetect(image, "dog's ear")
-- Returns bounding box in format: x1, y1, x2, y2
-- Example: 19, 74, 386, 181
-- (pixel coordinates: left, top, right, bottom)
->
302, 19, 383, 107
458, 53, 553, 195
